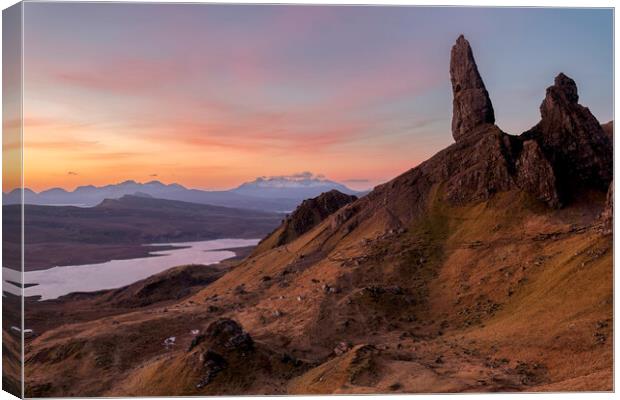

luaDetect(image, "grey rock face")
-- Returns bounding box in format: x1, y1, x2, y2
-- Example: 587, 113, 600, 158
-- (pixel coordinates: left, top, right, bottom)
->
523, 73, 612, 198
515, 140, 560, 208
450, 35, 495, 142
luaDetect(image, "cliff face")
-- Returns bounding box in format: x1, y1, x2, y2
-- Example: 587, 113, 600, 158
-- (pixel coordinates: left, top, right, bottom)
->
252, 190, 358, 256
275, 190, 358, 247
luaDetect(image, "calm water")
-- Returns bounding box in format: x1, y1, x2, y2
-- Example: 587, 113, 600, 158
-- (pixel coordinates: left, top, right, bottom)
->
2, 238, 258, 301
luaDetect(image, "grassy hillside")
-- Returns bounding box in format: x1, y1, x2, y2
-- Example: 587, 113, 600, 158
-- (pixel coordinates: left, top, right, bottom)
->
23, 187, 612, 395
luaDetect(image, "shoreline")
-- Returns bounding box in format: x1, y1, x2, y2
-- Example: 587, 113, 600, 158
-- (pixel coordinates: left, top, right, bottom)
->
4, 239, 259, 301
19, 238, 258, 272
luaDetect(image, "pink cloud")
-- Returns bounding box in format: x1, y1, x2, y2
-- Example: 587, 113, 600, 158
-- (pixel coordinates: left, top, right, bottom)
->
52, 57, 183, 93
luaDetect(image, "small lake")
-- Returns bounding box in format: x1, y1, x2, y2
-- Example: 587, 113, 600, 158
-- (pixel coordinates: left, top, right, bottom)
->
2, 238, 259, 301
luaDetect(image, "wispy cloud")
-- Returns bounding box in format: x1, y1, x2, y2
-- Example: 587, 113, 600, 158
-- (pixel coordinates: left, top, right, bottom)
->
52, 57, 184, 94
71, 151, 146, 161
27, 139, 100, 150
19, 4, 612, 191
257, 171, 326, 181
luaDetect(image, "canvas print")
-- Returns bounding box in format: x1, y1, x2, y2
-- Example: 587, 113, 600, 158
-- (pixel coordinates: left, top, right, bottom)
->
2, 2, 614, 397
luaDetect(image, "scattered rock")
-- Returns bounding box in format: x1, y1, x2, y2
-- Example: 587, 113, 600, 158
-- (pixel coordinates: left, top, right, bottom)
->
331, 203, 360, 231
234, 284, 247, 295
333, 341, 352, 356
594, 332, 607, 344
280, 353, 303, 367
207, 305, 220, 313
515, 361, 547, 386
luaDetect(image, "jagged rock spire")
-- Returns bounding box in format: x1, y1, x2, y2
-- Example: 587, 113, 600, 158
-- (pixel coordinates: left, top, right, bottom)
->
450, 35, 495, 142
544, 73, 579, 106
525, 72, 612, 195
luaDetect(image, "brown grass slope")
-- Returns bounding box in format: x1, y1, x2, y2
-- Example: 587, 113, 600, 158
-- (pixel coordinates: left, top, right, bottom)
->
23, 183, 611, 395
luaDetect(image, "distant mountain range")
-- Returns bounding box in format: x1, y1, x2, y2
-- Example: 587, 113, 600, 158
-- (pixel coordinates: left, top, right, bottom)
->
2, 175, 363, 212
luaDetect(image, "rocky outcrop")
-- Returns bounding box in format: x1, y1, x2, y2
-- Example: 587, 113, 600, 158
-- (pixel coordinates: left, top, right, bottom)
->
356, 36, 613, 216
252, 189, 358, 255
515, 140, 560, 208
203, 318, 254, 352
434, 125, 516, 205
450, 35, 495, 142
181, 319, 276, 392
446, 37, 610, 208
522, 73, 612, 199
276, 190, 357, 246
366, 124, 559, 210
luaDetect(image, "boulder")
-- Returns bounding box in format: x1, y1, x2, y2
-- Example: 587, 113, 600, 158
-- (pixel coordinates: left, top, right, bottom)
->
204, 318, 254, 352
333, 341, 352, 356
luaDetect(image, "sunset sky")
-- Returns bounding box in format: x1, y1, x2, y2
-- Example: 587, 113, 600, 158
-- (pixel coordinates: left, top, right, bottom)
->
14, 4, 613, 191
